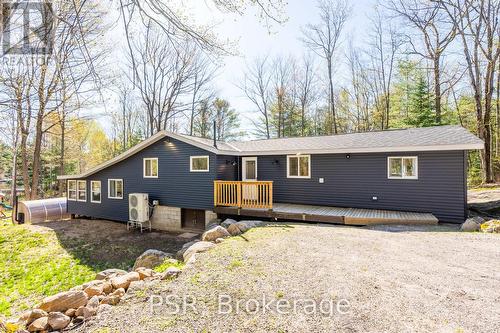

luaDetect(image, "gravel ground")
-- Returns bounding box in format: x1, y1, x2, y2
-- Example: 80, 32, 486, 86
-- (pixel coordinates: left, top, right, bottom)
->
77, 223, 499, 333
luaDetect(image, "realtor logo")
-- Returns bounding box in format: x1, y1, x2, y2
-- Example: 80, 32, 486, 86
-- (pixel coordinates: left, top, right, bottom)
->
1, 1, 54, 56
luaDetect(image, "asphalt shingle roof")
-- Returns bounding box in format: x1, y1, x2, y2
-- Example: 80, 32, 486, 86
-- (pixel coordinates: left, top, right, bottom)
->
225, 125, 483, 154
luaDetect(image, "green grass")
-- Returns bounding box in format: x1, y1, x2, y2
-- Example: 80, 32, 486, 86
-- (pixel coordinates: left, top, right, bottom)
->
0, 224, 98, 317
154, 259, 185, 273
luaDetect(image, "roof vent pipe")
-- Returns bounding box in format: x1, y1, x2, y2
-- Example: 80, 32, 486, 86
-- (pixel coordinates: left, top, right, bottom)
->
213, 120, 217, 149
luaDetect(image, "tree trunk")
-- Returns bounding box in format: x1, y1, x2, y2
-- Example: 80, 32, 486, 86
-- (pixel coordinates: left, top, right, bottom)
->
327, 61, 337, 134
434, 56, 442, 124
58, 113, 66, 196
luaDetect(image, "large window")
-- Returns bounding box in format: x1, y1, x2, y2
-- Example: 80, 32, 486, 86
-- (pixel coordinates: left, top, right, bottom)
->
388, 157, 418, 180
68, 180, 77, 201
77, 180, 87, 202
108, 179, 124, 199
91, 181, 101, 203
143, 158, 158, 178
190, 156, 209, 172
287, 155, 311, 178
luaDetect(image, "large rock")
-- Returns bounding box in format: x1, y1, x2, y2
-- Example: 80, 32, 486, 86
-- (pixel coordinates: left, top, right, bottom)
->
481, 220, 500, 233
95, 269, 127, 280
227, 222, 251, 236
84, 284, 103, 298
26, 309, 47, 325
48, 312, 71, 330
38, 290, 88, 313
182, 241, 216, 262
135, 267, 154, 280
27, 317, 48, 332
176, 240, 199, 260
240, 220, 264, 228
133, 249, 172, 270
201, 226, 230, 242
110, 271, 140, 290
460, 218, 481, 232
221, 218, 237, 228
161, 267, 181, 280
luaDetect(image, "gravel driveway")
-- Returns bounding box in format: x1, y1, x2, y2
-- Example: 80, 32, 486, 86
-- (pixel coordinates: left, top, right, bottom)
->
77, 223, 500, 333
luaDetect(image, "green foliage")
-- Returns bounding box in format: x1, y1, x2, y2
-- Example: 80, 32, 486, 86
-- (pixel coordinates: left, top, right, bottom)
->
153, 259, 185, 273
405, 75, 437, 127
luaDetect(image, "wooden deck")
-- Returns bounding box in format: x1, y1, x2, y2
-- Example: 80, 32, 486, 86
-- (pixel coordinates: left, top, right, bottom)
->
214, 203, 439, 226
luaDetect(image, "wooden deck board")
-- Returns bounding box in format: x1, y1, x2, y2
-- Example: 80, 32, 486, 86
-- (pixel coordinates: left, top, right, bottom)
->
214, 202, 438, 226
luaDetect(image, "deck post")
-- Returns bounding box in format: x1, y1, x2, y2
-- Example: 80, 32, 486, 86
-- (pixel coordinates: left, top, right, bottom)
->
269, 182, 273, 210
237, 182, 242, 208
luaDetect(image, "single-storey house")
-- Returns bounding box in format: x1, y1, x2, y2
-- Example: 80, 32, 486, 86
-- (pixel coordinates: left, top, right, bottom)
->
59, 125, 483, 231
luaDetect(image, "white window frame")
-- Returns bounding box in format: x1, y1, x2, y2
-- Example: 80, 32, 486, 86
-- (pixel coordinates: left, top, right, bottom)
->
90, 180, 101, 203
67, 180, 77, 201
143, 158, 159, 178
190, 155, 210, 172
387, 156, 419, 180
77, 180, 87, 202
287, 155, 311, 179
108, 179, 124, 199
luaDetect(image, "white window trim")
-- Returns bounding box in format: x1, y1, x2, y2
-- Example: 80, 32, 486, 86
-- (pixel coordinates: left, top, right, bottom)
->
143, 158, 159, 178
90, 180, 101, 203
387, 156, 419, 180
287, 155, 311, 179
190, 155, 210, 172
108, 179, 124, 199
77, 180, 87, 202
67, 180, 77, 201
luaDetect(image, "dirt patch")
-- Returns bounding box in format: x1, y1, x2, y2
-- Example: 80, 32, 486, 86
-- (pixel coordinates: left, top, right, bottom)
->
468, 189, 500, 218
75, 223, 500, 333
27, 219, 197, 270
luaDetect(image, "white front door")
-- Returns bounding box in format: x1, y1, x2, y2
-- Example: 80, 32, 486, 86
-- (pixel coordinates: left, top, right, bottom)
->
242, 157, 257, 181
242, 157, 258, 200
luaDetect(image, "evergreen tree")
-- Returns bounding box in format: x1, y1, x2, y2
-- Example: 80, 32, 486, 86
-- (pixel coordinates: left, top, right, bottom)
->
406, 75, 436, 127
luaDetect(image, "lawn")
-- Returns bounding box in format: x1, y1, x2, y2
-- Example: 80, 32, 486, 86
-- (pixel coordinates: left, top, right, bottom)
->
0, 219, 190, 318
0, 222, 96, 317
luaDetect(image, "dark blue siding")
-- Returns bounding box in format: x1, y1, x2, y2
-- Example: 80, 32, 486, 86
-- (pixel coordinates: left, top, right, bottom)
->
253, 150, 466, 223
216, 155, 238, 181
67, 137, 217, 222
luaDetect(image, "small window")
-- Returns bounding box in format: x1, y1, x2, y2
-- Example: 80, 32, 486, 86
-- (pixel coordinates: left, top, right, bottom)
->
143, 158, 158, 178
77, 180, 87, 202
108, 179, 124, 199
190, 156, 209, 172
388, 157, 418, 179
68, 180, 77, 201
91, 181, 101, 203
287, 155, 311, 178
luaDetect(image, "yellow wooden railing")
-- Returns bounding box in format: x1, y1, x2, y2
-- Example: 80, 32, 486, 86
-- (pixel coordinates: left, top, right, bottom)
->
214, 181, 273, 209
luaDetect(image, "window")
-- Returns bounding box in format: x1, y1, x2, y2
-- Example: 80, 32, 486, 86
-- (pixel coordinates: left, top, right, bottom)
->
68, 180, 77, 201
287, 155, 311, 178
143, 158, 158, 178
77, 180, 87, 202
108, 179, 123, 199
91, 181, 101, 203
190, 156, 209, 172
388, 157, 418, 179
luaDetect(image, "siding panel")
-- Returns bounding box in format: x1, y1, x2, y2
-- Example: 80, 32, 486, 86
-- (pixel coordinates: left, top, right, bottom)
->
67, 137, 217, 222
255, 151, 466, 223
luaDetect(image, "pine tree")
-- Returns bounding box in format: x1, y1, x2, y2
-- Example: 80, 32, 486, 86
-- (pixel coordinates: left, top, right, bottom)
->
406, 75, 436, 127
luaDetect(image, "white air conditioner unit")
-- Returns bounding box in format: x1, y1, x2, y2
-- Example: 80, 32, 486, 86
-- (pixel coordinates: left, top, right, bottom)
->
129, 193, 149, 222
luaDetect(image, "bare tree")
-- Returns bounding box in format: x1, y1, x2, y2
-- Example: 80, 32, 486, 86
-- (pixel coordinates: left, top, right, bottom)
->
296, 55, 318, 136
439, 0, 500, 183
189, 57, 218, 136
388, 0, 457, 124
241, 56, 273, 138
302, 0, 351, 134
126, 22, 200, 135
368, 6, 402, 129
